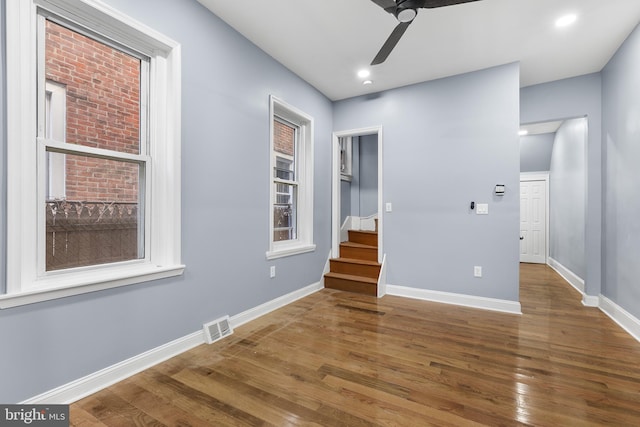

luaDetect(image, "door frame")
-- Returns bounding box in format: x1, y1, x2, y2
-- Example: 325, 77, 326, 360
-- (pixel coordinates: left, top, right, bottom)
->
332, 126, 383, 263
520, 172, 550, 264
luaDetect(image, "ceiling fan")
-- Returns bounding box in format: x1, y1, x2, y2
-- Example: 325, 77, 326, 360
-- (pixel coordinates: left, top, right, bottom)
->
369, 0, 482, 65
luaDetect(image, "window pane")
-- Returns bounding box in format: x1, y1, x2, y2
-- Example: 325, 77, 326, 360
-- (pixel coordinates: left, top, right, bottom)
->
273, 183, 297, 241
45, 152, 143, 271
273, 120, 296, 178
45, 20, 142, 154
275, 157, 294, 181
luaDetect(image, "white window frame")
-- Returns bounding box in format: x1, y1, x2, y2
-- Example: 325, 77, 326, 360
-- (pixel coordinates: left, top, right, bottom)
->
1, 0, 184, 308
266, 96, 315, 260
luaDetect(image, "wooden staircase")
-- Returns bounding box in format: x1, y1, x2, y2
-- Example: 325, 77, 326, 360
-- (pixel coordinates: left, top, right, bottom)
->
324, 227, 381, 296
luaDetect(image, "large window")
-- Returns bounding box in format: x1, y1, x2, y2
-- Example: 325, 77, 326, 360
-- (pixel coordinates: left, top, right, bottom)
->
267, 96, 315, 259
2, 0, 183, 308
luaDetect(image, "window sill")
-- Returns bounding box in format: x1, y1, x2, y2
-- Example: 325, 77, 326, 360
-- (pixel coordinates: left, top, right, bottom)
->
0, 263, 185, 309
266, 243, 316, 260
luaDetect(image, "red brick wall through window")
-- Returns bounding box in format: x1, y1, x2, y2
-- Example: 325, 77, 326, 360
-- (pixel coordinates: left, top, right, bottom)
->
274, 120, 294, 157
45, 20, 141, 202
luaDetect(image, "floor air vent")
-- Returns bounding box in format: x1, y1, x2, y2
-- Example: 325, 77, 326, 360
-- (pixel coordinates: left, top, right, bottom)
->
203, 315, 233, 344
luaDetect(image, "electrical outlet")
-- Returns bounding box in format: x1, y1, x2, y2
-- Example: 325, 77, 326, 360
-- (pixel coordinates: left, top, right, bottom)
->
270, 266, 276, 278
476, 204, 489, 215
474, 266, 482, 278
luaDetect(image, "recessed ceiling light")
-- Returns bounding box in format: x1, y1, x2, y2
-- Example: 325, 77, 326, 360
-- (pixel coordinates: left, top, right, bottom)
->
357, 69, 371, 79
555, 14, 577, 28
363, 80, 373, 85
519, 129, 529, 136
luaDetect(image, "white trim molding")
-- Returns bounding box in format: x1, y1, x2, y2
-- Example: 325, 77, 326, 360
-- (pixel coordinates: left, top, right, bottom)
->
21, 281, 323, 404
547, 257, 585, 294
599, 296, 640, 343
377, 254, 387, 298
231, 281, 322, 328
548, 259, 640, 344
386, 285, 522, 315
22, 331, 204, 404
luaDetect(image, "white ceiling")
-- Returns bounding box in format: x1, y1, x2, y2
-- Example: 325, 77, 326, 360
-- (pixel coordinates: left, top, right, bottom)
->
197, 0, 640, 101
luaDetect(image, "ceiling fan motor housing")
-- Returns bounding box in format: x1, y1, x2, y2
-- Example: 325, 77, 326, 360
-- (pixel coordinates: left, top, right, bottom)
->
395, 0, 423, 22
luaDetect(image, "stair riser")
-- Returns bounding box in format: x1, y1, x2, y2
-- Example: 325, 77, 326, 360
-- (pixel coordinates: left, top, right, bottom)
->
325, 276, 377, 296
340, 245, 378, 262
348, 230, 378, 247
330, 260, 381, 278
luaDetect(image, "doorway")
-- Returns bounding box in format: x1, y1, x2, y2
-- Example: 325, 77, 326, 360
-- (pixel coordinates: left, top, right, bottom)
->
331, 126, 383, 263
519, 117, 588, 291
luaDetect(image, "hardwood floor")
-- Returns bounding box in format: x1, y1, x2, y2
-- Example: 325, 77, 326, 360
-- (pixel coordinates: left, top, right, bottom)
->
71, 264, 640, 426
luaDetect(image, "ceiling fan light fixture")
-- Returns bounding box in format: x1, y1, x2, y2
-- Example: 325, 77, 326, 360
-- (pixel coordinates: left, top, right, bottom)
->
397, 8, 417, 23
555, 13, 577, 28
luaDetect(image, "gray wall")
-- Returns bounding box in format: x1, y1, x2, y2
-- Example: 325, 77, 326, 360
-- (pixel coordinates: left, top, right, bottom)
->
0, 0, 333, 403
334, 63, 521, 301
357, 134, 378, 217
520, 133, 554, 172
520, 74, 602, 297
340, 180, 351, 224
340, 134, 378, 224
602, 23, 640, 320
549, 118, 587, 278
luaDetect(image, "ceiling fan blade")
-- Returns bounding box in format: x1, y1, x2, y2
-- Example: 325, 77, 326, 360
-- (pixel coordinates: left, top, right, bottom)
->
370, 0, 397, 13
371, 21, 412, 65
422, 0, 481, 8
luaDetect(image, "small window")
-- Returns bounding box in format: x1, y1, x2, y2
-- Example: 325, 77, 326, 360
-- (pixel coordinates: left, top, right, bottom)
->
2, 0, 184, 308
267, 96, 315, 259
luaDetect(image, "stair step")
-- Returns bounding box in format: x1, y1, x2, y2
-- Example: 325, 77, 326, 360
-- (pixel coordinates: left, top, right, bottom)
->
324, 272, 377, 296
348, 229, 378, 247
340, 241, 378, 262
330, 257, 381, 278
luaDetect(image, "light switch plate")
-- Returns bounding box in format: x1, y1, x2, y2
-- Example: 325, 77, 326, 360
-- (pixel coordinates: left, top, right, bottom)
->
386, 202, 392, 212
474, 266, 482, 277
476, 203, 488, 215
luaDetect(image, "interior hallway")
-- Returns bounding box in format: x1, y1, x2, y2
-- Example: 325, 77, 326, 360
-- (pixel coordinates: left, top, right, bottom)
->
71, 264, 640, 426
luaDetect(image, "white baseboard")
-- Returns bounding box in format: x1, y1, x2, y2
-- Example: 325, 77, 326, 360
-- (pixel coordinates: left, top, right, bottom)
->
546, 258, 597, 307
547, 257, 585, 294
21, 330, 204, 404
546, 259, 640, 344
377, 254, 387, 298
230, 281, 322, 328
582, 295, 600, 307
22, 281, 323, 405
386, 285, 522, 315
599, 295, 640, 343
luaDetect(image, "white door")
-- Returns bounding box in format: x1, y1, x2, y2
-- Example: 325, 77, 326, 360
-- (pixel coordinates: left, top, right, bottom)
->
520, 180, 546, 263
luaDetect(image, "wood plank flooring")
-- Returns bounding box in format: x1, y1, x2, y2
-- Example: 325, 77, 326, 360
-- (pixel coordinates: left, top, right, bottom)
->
71, 264, 640, 426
